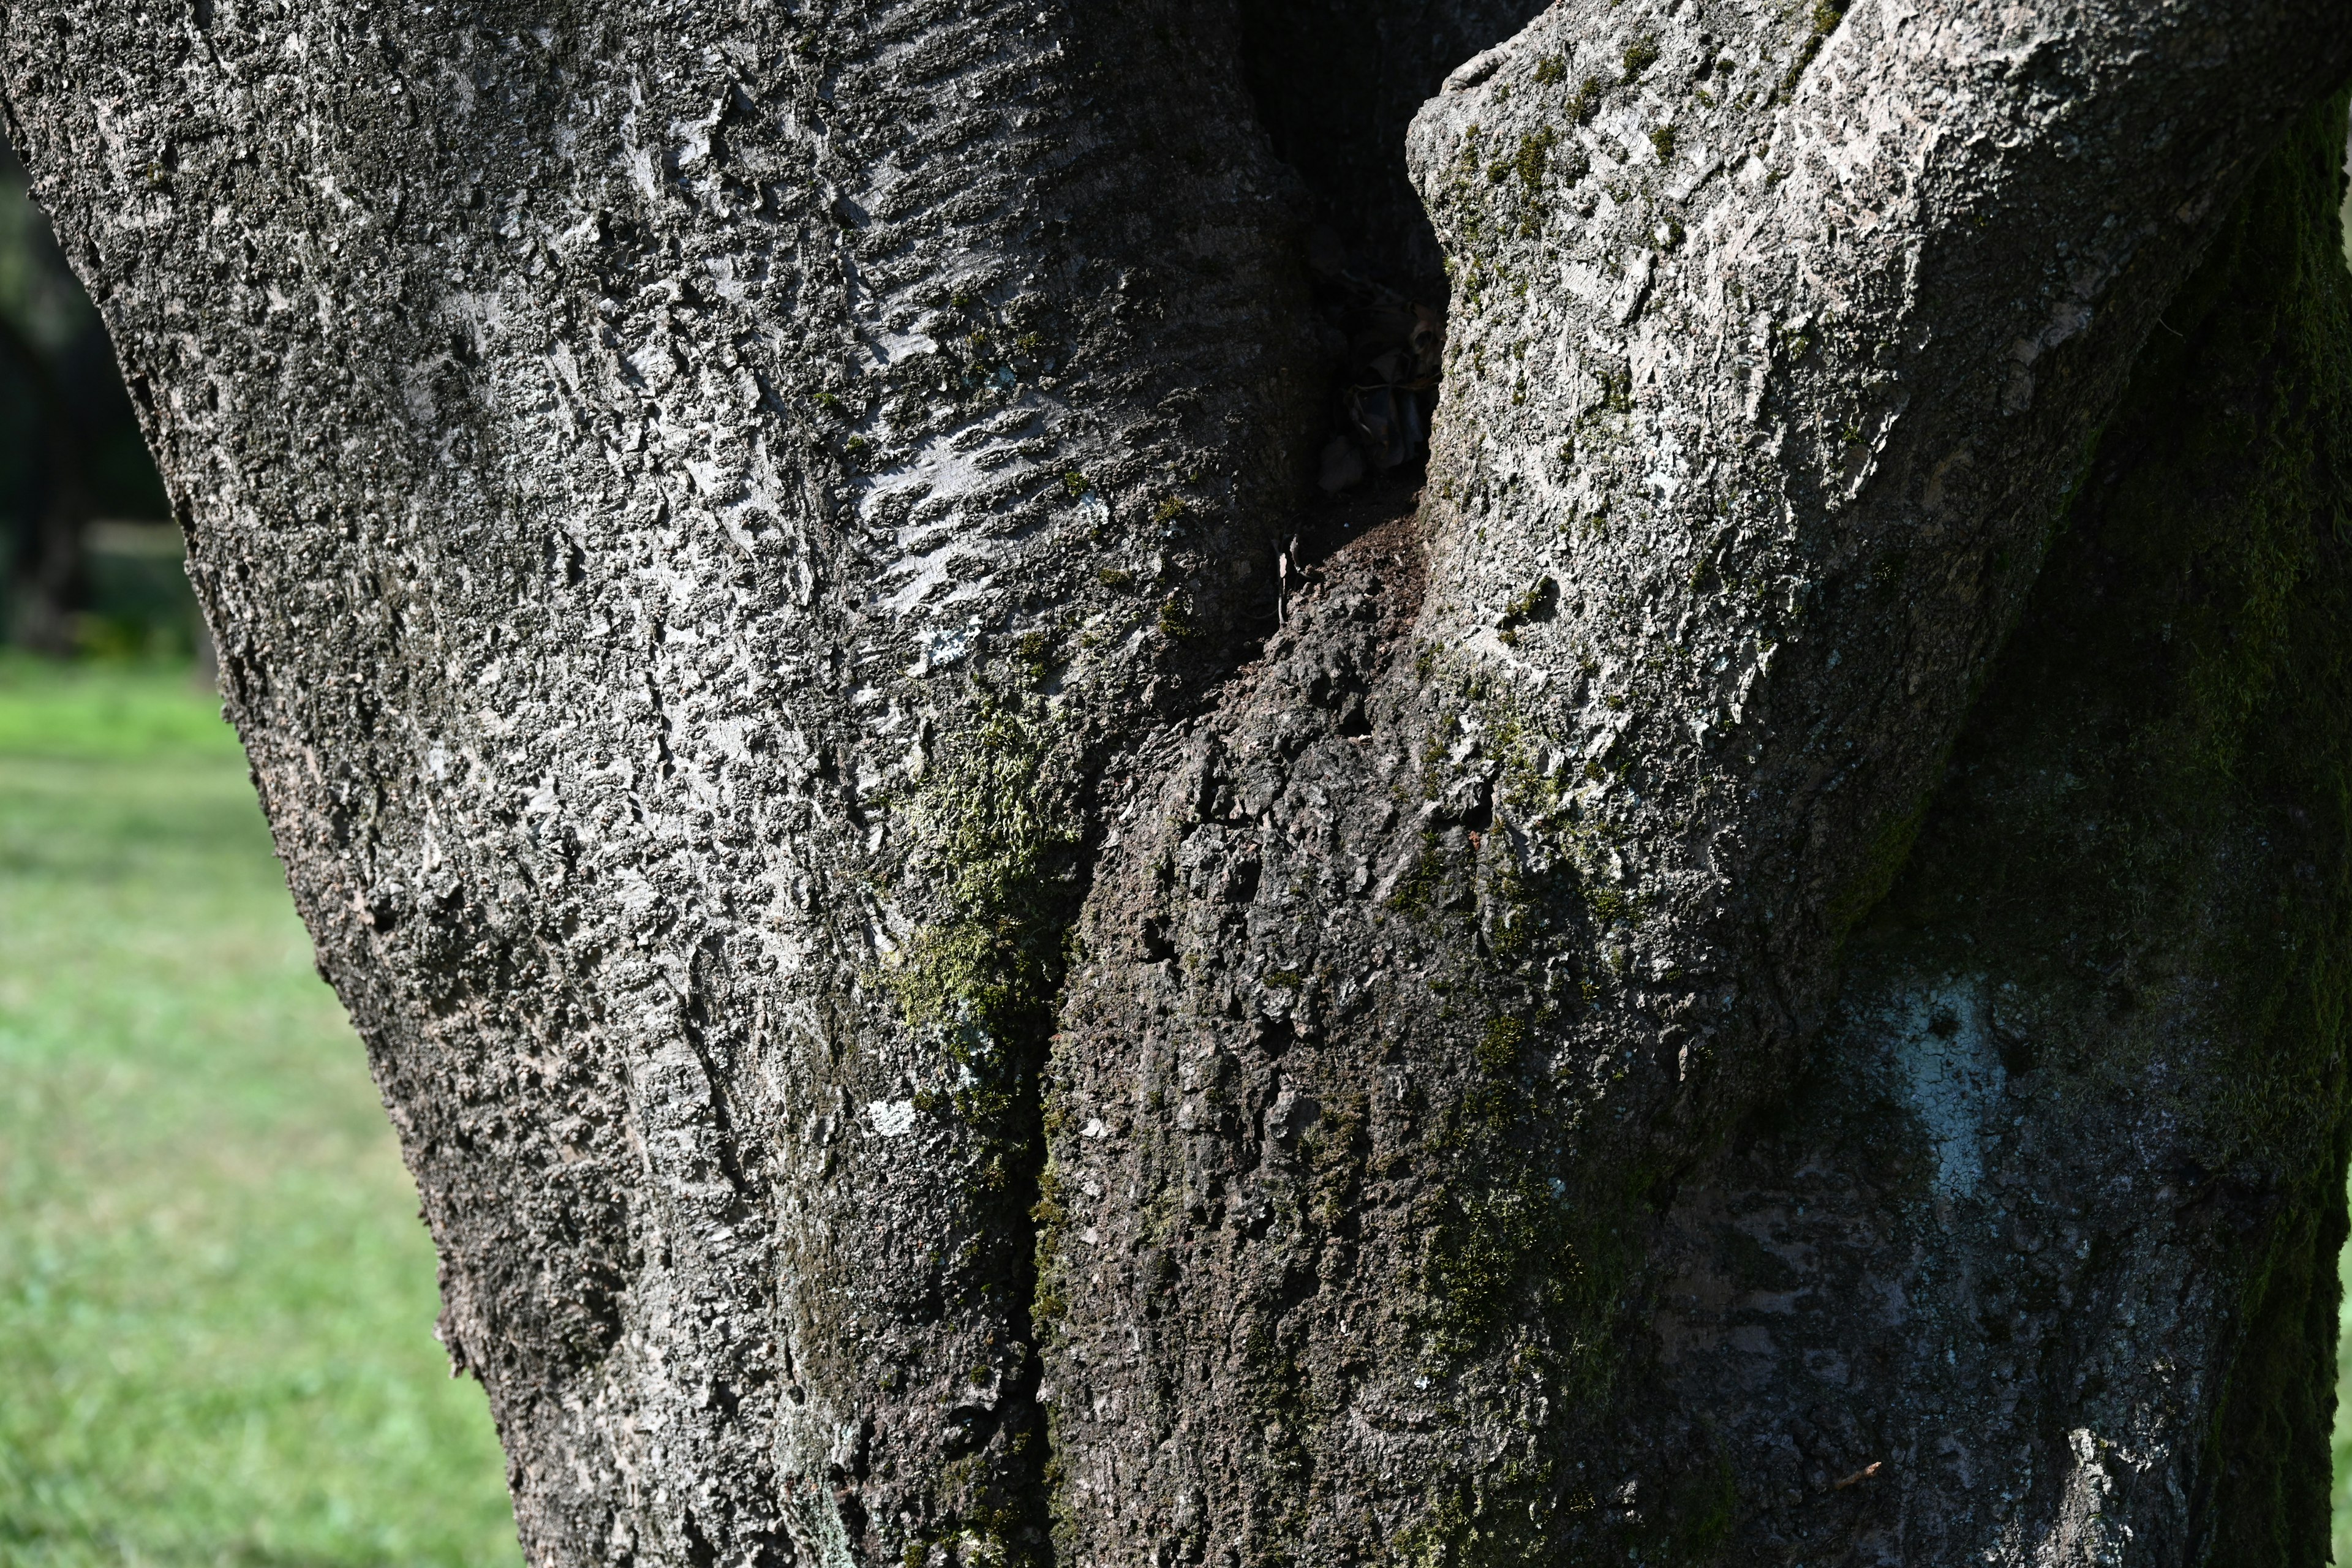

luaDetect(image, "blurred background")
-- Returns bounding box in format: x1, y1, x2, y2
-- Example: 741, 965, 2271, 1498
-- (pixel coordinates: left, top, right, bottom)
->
0, 146, 518, 1564
0, 145, 189, 663
0, 129, 2348, 1568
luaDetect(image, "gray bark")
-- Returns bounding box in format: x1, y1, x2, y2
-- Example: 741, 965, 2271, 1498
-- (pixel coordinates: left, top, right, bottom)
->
4, 2, 2350, 1566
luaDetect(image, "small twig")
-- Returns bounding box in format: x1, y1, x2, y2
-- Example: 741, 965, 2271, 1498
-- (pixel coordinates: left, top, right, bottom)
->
1831, 1461, 1882, 1491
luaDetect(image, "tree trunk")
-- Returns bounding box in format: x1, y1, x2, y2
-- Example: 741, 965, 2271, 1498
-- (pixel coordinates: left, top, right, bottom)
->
5, 2, 2350, 1564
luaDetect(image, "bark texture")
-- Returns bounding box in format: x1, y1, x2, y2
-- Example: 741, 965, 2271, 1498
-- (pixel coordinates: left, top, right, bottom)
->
2, 2, 1325, 1558
1046, 7, 2352, 1563
1642, 102, 2352, 1564
6, 1, 2352, 1566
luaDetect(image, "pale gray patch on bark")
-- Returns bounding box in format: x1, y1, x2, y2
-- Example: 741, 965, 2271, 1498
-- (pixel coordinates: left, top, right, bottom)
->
1042, 0, 2351, 1562
4, 0, 2351, 1564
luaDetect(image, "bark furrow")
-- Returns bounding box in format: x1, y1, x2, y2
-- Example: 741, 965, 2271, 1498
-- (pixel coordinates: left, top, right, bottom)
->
4, 1, 2350, 1564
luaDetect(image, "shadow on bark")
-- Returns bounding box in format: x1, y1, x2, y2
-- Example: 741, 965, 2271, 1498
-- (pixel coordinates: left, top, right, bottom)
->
1642, 93, 2352, 1564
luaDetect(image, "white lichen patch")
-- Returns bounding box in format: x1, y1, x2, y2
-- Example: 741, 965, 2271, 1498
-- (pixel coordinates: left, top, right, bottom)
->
1879, 976, 2004, 1200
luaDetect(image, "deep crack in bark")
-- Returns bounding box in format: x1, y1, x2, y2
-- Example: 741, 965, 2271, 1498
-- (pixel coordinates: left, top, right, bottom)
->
6, 1, 2351, 1563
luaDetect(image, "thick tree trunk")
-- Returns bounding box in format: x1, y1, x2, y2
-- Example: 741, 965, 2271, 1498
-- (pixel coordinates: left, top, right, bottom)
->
5, 2, 2350, 1565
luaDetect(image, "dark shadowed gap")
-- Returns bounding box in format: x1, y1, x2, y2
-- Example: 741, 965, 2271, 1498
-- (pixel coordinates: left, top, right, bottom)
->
0, 137, 178, 657
1001, 15, 1550, 1559
1236, 0, 1553, 297
1232, 1, 1550, 598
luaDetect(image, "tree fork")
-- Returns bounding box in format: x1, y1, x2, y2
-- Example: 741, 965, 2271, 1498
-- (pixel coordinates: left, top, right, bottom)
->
4, 2, 2350, 1566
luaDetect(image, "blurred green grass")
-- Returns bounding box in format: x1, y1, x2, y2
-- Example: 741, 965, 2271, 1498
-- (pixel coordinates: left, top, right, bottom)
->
0, 657, 519, 1567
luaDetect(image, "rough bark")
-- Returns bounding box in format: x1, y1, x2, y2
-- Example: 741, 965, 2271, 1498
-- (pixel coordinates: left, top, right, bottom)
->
1641, 102, 2352, 1565
1046, 8, 2352, 1563
3, 3, 1325, 1558
5, 2, 2351, 1567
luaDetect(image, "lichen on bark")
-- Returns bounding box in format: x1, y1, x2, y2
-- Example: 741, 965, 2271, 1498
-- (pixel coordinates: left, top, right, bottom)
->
8, 0, 2352, 1563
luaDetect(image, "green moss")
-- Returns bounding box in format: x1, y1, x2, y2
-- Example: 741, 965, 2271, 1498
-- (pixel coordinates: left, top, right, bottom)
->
1387, 830, 1447, 913
1620, 37, 1659, 81
927, 1439, 1050, 1568
1511, 129, 1555, 198
886, 682, 1082, 1096
879, 678, 1082, 1561
1390, 1459, 1561, 1568
1422, 1172, 1547, 1353
1014, 631, 1060, 687
1477, 1016, 1529, 1076
1499, 575, 1558, 628
1779, 0, 1849, 94
1363, 665, 1763, 1558
1823, 790, 1928, 940
1303, 1093, 1368, 1229
1569, 76, 1606, 126
1420, 1093, 1645, 1344
1643, 1455, 1738, 1565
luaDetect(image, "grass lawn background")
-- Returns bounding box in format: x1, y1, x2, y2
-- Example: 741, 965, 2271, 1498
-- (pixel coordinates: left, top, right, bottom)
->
0, 658, 519, 1567
3, 657, 2352, 1561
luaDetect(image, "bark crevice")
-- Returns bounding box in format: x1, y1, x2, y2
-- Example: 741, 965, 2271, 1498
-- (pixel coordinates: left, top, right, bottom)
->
7, 2, 2352, 1564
